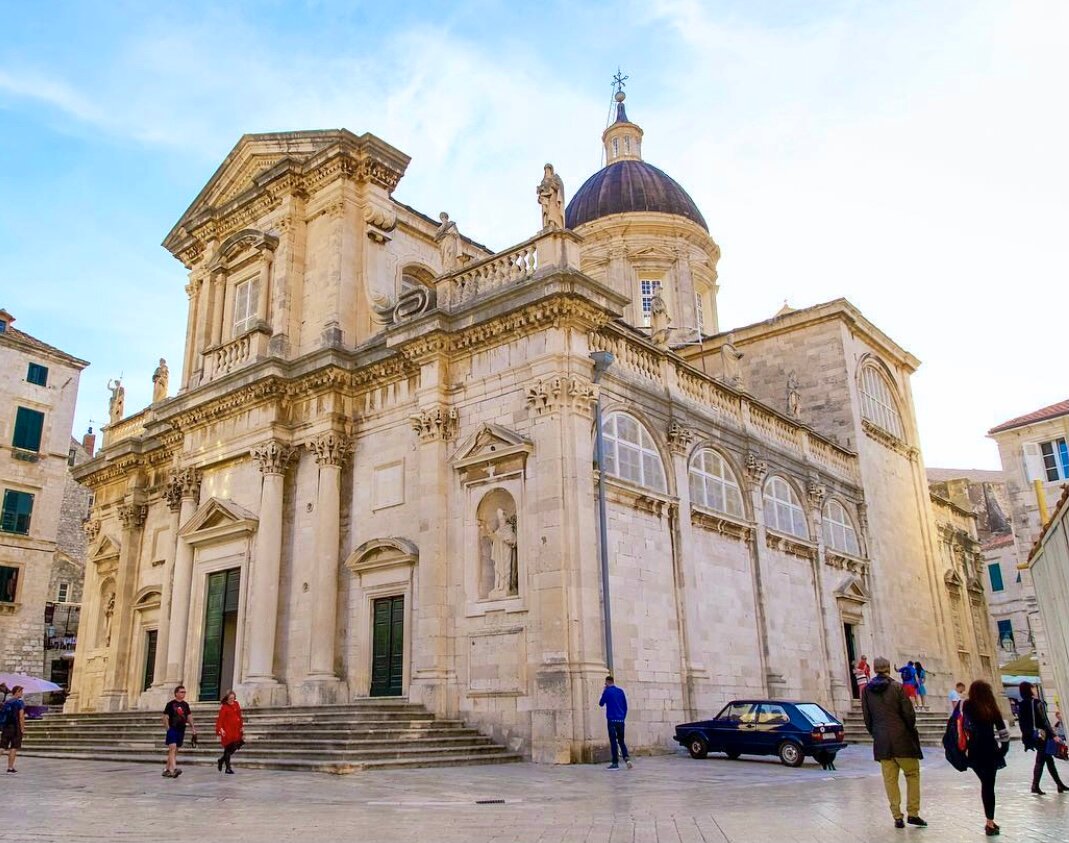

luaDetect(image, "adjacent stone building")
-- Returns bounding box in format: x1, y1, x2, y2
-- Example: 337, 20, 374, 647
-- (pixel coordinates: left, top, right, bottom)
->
0, 309, 89, 678
65, 95, 998, 761
1025, 486, 1069, 710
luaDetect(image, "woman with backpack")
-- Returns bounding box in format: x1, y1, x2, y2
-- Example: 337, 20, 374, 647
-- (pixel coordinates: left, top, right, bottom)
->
914, 661, 928, 710
963, 680, 1010, 836
1017, 681, 1068, 795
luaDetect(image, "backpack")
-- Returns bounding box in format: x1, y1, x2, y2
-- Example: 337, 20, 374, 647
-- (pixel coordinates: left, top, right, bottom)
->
943, 705, 969, 772
0, 700, 15, 728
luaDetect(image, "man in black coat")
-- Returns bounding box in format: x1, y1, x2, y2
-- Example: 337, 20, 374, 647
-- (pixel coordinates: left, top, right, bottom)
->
862, 657, 927, 829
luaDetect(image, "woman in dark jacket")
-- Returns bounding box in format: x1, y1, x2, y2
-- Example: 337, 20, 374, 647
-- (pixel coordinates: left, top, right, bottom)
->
963, 681, 1010, 835
1017, 681, 1067, 794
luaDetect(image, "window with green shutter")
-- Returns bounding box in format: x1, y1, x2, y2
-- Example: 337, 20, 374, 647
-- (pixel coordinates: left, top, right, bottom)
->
27, 363, 49, 386
987, 563, 1005, 593
1, 490, 34, 534
13, 407, 45, 451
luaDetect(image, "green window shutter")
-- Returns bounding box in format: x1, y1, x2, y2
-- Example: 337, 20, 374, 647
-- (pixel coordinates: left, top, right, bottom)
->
26, 363, 49, 386
987, 563, 1004, 592
13, 407, 45, 451
1, 490, 34, 534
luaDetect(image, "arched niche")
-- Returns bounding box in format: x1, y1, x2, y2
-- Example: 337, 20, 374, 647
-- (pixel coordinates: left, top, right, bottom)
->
476, 488, 518, 601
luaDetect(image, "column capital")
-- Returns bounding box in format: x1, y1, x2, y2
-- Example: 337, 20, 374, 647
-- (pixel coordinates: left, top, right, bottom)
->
666, 420, 697, 456
117, 501, 147, 531
410, 404, 459, 442
252, 440, 297, 475
166, 467, 202, 509
745, 451, 768, 484
307, 430, 352, 467
524, 376, 597, 418
807, 478, 827, 509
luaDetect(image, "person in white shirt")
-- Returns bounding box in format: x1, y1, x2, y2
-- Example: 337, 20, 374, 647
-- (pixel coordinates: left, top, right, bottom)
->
948, 681, 966, 713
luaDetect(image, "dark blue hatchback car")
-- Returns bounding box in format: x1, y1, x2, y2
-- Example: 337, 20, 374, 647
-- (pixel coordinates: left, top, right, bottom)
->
674, 699, 847, 767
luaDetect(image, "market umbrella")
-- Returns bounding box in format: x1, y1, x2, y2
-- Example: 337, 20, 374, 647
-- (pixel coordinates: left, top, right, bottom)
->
0, 673, 62, 694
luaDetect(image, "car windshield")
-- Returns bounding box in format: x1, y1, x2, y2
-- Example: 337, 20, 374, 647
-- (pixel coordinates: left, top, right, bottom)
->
796, 703, 838, 726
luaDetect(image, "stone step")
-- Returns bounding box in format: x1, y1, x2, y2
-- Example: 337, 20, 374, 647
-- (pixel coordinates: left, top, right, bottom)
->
23, 701, 521, 772
17, 749, 523, 773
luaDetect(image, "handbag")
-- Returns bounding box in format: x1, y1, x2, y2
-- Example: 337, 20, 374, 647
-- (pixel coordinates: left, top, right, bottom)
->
1046, 737, 1069, 761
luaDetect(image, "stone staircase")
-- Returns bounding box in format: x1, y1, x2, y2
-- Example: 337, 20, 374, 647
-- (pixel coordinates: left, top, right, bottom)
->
842, 701, 949, 746
21, 700, 522, 773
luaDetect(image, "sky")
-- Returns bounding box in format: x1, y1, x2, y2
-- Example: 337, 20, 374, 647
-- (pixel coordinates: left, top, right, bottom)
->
1, 0, 1066, 470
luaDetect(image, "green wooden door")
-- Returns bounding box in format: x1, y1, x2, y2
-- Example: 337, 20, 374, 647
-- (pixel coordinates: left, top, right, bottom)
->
199, 569, 240, 701
370, 596, 404, 697
142, 629, 158, 692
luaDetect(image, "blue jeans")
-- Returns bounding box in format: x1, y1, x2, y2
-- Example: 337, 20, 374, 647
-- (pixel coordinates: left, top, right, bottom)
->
607, 720, 629, 764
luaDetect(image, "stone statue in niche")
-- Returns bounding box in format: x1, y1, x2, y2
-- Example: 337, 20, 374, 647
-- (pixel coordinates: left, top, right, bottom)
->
107, 378, 125, 424
536, 163, 565, 230
152, 358, 169, 403
649, 292, 672, 349
436, 212, 462, 273
477, 489, 519, 600
103, 593, 116, 647
786, 371, 800, 418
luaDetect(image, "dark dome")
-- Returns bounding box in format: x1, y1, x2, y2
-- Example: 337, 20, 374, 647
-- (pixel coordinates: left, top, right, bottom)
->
565, 159, 708, 231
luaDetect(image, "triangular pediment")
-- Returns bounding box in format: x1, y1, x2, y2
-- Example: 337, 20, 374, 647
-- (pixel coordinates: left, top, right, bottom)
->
179, 497, 258, 540
452, 423, 533, 469
944, 568, 965, 588
89, 534, 121, 561
835, 574, 870, 604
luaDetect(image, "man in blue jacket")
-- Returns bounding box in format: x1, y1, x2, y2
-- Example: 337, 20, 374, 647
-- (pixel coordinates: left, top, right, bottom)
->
599, 675, 632, 770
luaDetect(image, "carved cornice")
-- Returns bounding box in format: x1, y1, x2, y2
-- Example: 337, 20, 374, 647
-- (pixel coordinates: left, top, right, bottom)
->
117, 502, 147, 531
410, 405, 459, 443
862, 419, 919, 459
307, 430, 353, 467
825, 550, 869, 577
170, 377, 288, 432
690, 507, 754, 543
251, 440, 297, 475
525, 375, 597, 417
666, 421, 697, 456
765, 531, 818, 560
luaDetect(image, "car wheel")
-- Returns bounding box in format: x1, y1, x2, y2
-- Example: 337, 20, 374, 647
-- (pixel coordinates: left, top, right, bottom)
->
687, 735, 709, 759
778, 740, 804, 767
725, 750, 741, 760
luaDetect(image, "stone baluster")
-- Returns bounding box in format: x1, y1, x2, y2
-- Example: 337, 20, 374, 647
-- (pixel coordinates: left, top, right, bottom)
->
244, 441, 296, 705
163, 468, 202, 685
304, 431, 351, 695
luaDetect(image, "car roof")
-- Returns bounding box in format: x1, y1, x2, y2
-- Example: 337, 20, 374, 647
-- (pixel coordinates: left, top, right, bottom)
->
723, 699, 825, 706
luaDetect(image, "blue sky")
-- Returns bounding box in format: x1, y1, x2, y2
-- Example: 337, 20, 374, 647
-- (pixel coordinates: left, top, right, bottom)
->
2, 1, 1066, 468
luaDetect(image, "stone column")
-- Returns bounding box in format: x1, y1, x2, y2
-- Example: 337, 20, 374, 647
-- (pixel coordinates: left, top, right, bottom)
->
806, 479, 837, 711
744, 452, 776, 697
163, 468, 202, 685
210, 268, 226, 348
255, 248, 273, 325
297, 430, 350, 703
99, 499, 147, 711
142, 477, 184, 705
181, 277, 200, 390
242, 441, 295, 706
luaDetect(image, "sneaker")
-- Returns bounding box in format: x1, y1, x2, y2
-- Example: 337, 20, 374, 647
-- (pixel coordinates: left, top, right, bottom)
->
173, 768, 183, 778
625, 759, 633, 770
6, 768, 16, 774
894, 819, 905, 829
162, 770, 174, 778
607, 763, 620, 770
906, 816, 927, 827
225, 768, 235, 774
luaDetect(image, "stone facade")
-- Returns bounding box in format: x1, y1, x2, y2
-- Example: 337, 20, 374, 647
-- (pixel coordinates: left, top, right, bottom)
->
0, 309, 88, 679
1027, 488, 1069, 710
66, 107, 997, 761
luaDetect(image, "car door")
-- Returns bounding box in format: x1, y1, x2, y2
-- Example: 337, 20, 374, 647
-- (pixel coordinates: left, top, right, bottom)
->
713, 702, 758, 755
753, 703, 793, 755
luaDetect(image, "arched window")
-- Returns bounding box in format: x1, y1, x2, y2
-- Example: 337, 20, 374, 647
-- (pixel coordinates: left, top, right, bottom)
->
859, 363, 905, 439
822, 499, 860, 555
601, 412, 667, 492
763, 476, 808, 538
689, 448, 744, 518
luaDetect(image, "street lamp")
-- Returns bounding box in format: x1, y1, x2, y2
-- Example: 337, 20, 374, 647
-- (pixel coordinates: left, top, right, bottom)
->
590, 350, 615, 671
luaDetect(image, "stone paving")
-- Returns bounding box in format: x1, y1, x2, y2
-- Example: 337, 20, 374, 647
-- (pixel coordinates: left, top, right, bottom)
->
2, 745, 1067, 842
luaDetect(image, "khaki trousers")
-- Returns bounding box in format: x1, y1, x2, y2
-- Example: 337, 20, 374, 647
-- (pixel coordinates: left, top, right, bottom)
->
879, 758, 921, 819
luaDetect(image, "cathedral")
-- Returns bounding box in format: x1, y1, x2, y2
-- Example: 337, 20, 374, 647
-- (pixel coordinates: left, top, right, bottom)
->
67, 90, 997, 762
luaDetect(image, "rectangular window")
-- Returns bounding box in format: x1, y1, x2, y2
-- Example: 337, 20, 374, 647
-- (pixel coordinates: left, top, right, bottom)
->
1, 490, 34, 535
27, 363, 49, 386
0, 565, 19, 603
232, 278, 259, 336
996, 619, 1014, 649
639, 279, 661, 327
987, 562, 1004, 592
57, 581, 70, 603
12, 406, 45, 451
1039, 438, 1069, 482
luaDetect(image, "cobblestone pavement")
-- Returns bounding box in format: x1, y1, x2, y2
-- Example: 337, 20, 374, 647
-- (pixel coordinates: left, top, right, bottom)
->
3, 746, 1068, 842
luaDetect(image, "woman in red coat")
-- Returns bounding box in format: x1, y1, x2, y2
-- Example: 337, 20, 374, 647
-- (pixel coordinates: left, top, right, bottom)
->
215, 690, 245, 774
